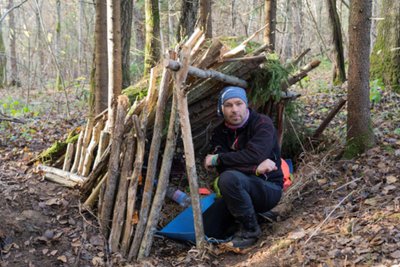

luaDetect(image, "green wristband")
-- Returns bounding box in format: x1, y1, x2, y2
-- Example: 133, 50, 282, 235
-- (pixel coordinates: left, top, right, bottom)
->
211, 155, 219, 166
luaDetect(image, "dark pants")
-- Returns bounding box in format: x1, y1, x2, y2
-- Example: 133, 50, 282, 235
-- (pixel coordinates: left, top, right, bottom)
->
203, 170, 282, 239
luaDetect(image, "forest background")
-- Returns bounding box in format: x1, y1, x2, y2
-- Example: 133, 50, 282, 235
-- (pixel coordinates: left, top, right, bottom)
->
0, 0, 400, 266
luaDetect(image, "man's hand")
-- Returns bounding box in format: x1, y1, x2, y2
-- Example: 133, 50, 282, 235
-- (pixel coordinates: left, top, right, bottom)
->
256, 159, 277, 175
204, 154, 216, 170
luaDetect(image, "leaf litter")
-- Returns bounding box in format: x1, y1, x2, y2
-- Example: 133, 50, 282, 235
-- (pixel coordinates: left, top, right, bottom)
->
1, 73, 400, 266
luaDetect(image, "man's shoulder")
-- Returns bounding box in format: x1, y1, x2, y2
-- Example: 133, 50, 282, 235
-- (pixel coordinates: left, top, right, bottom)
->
249, 109, 273, 126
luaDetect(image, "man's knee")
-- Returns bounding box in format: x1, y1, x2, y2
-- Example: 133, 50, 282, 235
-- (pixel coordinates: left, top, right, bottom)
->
218, 170, 242, 191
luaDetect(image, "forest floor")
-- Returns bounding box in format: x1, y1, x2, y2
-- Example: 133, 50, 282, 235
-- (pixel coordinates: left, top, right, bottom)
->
1, 65, 400, 267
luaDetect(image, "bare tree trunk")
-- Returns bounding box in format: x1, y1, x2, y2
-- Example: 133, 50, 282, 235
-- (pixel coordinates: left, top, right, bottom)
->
345, 0, 375, 158
8, 0, 19, 86
264, 0, 277, 51
78, 0, 84, 78
55, 0, 62, 91
94, 0, 108, 115
176, 0, 198, 42
198, 0, 212, 38
132, 0, 145, 81
106, 0, 123, 132
121, 0, 133, 89
327, 0, 346, 85
0, 21, 7, 87
370, 1, 400, 92
144, 0, 161, 74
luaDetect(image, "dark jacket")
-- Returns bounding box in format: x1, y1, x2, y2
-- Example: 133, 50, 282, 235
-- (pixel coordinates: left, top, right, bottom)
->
210, 109, 283, 187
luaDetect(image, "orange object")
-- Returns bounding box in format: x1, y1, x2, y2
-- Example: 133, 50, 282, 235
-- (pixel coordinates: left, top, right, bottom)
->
198, 187, 211, 195
281, 159, 292, 191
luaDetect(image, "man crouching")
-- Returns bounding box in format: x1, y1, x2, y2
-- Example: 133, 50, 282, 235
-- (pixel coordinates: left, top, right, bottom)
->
204, 86, 283, 249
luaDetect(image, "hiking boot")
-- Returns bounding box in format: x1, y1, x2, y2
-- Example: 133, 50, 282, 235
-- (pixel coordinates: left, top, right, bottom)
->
228, 214, 261, 248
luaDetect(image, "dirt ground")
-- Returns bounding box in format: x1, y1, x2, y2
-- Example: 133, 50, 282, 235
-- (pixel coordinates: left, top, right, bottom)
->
1, 77, 400, 266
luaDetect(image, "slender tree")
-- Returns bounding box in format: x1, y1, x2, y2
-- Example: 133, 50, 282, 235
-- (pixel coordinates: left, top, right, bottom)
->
144, 0, 161, 74
55, 0, 62, 91
121, 0, 133, 89
106, 0, 122, 132
198, 0, 212, 38
0, 19, 6, 87
132, 0, 145, 81
8, 0, 19, 86
327, 0, 346, 85
264, 0, 277, 51
345, 0, 374, 158
176, 0, 198, 42
370, 1, 400, 92
94, 0, 108, 115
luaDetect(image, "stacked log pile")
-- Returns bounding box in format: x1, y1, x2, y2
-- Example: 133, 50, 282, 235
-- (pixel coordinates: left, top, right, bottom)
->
37, 28, 320, 260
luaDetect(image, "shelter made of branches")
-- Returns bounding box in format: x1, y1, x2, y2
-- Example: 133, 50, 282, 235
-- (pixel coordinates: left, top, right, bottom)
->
37, 28, 320, 261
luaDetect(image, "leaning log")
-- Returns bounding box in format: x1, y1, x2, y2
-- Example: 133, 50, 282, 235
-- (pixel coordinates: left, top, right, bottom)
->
175, 44, 205, 249
109, 131, 136, 252
62, 143, 75, 171
130, 67, 171, 259
100, 95, 130, 237
312, 98, 347, 139
138, 87, 180, 259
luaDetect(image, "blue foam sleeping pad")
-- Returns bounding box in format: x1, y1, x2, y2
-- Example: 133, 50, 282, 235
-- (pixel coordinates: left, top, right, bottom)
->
157, 193, 217, 243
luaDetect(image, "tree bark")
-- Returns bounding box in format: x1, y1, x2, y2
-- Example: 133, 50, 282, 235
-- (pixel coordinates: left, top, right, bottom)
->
264, 0, 277, 51
100, 95, 129, 237
138, 87, 179, 259
8, 0, 19, 86
121, 0, 133, 88
129, 68, 171, 259
108, 130, 136, 252
94, 0, 108, 115
327, 0, 346, 85
176, 0, 199, 42
198, 0, 212, 38
132, 0, 145, 81
345, 0, 375, 158
106, 0, 123, 132
144, 0, 161, 74
370, 1, 400, 92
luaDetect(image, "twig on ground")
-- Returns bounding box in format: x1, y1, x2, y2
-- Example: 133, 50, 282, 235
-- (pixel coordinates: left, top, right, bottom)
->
304, 189, 356, 245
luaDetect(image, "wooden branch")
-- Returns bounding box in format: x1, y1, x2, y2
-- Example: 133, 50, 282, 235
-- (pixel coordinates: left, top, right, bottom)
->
222, 23, 269, 59
70, 131, 83, 173
82, 173, 107, 210
175, 45, 205, 249
196, 38, 224, 69
62, 143, 75, 171
100, 95, 130, 238
38, 164, 85, 185
77, 118, 94, 175
139, 88, 180, 259
284, 48, 311, 68
164, 59, 248, 88
0, 112, 25, 123
43, 173, 77, 188
120, 116, 142, 255
131, 67, 171, 259
124, 67, 158, 257
80, 144, 111, 199
93, 129, 110, 169
82, 119, 105, 176
220, 54, 266, 63
312, 98, 347, 139
282, 60, 321, 91
109, 131, 136, 252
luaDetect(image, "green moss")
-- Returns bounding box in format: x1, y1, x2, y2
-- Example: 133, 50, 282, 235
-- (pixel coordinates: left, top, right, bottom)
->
343, 132, 375, 159
39, 141, 67, 164
38, 128, 79, 164
370, 2, 400, 93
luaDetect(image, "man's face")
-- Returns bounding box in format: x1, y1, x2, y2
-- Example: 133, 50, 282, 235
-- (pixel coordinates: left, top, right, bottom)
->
222, 98, 247, 125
